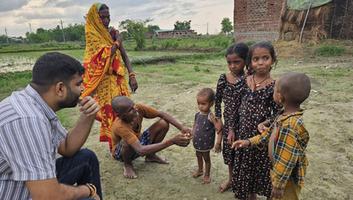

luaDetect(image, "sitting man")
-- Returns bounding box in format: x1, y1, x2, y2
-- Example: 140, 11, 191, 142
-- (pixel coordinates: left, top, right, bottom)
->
0, 52, 102, 200
111, 96, 192, 179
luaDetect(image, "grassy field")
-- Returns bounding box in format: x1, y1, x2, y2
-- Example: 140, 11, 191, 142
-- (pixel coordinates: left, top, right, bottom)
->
0, 40, 353, 199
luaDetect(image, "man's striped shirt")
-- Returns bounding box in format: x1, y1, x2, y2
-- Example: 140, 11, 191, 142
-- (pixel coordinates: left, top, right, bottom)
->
0, 85, 67, 200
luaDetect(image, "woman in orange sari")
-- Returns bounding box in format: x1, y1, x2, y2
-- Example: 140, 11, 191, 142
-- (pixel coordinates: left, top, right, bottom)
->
82, 3, 138, 150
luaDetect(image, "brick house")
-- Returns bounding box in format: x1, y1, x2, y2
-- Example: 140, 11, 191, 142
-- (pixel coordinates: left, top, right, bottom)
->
233, 0, 284, 42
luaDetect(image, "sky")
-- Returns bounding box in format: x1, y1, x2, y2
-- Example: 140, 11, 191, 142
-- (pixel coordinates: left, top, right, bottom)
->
0, 0, 233, 37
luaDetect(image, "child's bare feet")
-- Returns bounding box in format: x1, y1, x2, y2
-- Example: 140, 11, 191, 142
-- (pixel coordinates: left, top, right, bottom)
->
123, 164, 137, 179
192, 170, 203, 178
202, 175, 211, 184
219, 180, 231, 192
145, 154, 169, 164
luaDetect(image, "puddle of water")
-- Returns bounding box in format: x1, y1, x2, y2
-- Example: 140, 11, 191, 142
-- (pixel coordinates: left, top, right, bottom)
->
0, 56, 35, 73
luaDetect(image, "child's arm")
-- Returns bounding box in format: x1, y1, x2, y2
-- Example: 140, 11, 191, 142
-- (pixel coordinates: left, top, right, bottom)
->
214, 75, 225, 128
214, 132, 222, 153
209, 112, 222, 152
231, 124, 271, 149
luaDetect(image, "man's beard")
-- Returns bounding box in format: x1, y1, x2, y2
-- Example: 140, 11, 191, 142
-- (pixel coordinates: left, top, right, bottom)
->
58, 88, 80, 109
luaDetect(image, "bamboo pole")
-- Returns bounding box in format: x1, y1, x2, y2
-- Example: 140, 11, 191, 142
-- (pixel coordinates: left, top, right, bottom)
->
299, 2, 313, 43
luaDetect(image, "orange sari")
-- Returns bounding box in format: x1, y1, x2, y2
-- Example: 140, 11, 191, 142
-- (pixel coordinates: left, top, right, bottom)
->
82, 3, 130, 150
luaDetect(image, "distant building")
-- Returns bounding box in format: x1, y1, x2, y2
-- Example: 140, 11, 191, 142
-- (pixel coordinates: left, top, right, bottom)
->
233, 0, 284, 42
153, 29, 197, 39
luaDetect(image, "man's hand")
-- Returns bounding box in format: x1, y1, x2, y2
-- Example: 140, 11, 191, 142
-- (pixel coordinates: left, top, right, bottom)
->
231, 140, 250, 149
79, 96, 100, 117
171, 133, 191, 147
258, 120, 270, 133
271, 187, 284, 199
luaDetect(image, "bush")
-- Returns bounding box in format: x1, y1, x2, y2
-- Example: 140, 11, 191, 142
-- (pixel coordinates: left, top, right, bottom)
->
315, 45, 345, 56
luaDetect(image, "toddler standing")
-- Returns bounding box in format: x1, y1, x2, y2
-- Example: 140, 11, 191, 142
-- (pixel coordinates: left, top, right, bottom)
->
191, 88, 220, 184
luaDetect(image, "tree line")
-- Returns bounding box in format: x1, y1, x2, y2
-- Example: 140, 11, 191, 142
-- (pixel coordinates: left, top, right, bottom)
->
0, 18, 233, 47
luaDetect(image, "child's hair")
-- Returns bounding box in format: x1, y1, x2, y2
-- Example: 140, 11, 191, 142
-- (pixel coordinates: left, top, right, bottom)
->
197, 88, 215, 103
247, 41, 277, 67
278, 72, 311, 106
225, 43, 249, 61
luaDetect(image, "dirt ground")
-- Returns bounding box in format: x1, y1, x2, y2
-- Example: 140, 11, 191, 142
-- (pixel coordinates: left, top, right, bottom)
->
1, 41, 352, 199
81, 43, 353, 200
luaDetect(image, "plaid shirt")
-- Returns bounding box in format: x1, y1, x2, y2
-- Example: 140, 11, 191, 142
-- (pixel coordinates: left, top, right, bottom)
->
249, 110, 309, 189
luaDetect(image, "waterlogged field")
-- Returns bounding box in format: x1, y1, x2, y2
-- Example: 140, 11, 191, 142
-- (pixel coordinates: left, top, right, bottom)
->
0, 42, 353, 199
0, 50, 202, 73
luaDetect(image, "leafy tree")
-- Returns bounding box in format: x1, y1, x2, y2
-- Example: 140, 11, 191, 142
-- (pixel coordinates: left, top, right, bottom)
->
174, 20, 191, 30
147, 24, 160, 33
119, 19, 147, 50
221, 18, 233, 35
23, 23, 84, 43
0, 35, 8, 43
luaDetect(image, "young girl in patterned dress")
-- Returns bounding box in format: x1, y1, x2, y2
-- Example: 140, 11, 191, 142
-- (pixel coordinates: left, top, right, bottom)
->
232, 42, 281, 200
214, 43, 249, 192
192, 88, 220, 184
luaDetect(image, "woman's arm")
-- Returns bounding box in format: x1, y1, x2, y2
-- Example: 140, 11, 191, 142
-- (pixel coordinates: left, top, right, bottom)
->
115, 31, 138, 92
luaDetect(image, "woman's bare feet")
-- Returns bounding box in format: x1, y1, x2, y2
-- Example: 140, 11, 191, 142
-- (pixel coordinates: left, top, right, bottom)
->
123, 164, 137, 179
202, 175, 211, 184
219, 180, 231, 192
192, 170, 203, 178
145, 154, 169, 164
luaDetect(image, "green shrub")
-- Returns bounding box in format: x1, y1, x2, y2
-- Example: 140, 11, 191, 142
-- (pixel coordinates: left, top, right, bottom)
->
315, 45, 345, 56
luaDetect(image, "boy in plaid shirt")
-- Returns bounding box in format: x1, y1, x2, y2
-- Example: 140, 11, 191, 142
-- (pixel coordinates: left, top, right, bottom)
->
232, 72, 311, 200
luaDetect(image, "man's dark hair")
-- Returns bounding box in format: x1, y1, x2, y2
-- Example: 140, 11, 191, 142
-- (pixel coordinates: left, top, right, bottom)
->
31, 52, 84, 88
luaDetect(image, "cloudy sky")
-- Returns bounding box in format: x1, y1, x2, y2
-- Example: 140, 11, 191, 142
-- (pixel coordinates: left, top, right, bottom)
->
0, 0, 233, 37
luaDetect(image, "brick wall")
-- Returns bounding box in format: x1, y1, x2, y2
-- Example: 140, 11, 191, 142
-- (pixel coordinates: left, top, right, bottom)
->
234, 0, 284, 41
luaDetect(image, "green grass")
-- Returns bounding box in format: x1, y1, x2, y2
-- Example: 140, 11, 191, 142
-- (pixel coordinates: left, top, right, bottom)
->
315, 45, 346, 57
116, 35, 233, 52
0, 41, 84, 53
0, 71, 32, 99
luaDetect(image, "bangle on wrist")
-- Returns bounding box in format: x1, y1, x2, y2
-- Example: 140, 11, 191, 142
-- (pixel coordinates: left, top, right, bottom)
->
129, 72, 136, 78
85, 183, 97, 198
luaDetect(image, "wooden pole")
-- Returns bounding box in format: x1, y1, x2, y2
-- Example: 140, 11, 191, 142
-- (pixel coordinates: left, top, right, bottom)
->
299, 2, 312, 43
60, 19, 66, 42
5, 28, 9, 43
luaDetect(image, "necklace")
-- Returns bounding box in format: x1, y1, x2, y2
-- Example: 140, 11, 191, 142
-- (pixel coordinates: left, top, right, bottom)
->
253, 74, 270, 88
